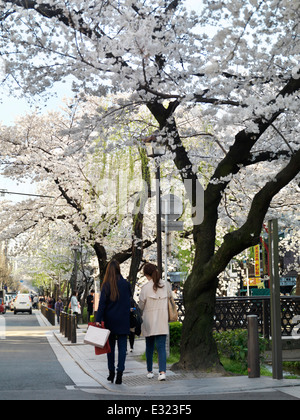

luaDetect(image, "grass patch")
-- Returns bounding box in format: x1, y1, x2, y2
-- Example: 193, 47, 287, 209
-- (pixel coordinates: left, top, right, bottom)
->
141, 350, 272, 376
220, 356, 271, 377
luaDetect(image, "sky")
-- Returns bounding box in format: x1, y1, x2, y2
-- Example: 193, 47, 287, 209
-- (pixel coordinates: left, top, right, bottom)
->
0, 81, 73, 201
0, 0, 202, 202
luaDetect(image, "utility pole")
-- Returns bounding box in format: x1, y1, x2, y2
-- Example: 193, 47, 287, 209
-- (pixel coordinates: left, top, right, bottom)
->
268, 219, 283, 380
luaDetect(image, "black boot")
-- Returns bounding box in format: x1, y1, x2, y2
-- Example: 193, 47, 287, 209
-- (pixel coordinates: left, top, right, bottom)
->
115, 371, 123, 385
107, 371, 115, 383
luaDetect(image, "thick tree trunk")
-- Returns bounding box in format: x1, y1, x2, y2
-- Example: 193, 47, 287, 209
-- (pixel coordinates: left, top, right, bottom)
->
174, 217, 223, 371
174, 275, 223, 371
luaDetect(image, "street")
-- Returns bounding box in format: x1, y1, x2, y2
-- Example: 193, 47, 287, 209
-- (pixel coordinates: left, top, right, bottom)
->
0, 310, 103, 400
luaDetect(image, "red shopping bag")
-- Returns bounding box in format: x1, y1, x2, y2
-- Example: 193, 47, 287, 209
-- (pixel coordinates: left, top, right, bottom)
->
87, 322, 111, 355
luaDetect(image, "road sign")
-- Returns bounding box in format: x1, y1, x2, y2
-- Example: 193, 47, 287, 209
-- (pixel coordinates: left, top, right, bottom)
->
161, 194, 183, 231
161, 220, 184, 232
161, 194, 183, 217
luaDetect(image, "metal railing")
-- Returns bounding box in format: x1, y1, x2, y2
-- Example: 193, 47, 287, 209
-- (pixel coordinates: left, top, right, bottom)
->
41, 304, 56, 326
175, 296, 300, 338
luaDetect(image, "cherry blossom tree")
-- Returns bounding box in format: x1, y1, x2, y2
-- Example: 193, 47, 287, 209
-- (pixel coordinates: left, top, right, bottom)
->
0, 98, 157, 292
0, 0, 299, 370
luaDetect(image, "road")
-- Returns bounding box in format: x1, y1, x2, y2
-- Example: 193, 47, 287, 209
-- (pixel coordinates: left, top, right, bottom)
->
0, 310, 104, 400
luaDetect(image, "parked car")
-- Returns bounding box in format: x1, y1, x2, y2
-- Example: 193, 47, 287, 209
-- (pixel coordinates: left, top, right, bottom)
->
0, 298, 6, 314
14, 294, 32, 314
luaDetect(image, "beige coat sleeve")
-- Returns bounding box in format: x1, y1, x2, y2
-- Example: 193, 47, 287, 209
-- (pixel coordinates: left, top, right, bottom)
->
138, 285, 146, 312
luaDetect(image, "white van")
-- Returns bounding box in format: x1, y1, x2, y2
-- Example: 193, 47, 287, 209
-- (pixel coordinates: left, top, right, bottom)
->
14, 294, 32, 314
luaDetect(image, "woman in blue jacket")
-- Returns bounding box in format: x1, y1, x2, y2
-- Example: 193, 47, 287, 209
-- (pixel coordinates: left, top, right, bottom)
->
96, 259, 131, 385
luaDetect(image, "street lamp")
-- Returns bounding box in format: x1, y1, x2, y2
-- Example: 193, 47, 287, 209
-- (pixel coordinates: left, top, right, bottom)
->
143, 134, 166, 278
71, 244, 80, 293
143, 134, 166, 158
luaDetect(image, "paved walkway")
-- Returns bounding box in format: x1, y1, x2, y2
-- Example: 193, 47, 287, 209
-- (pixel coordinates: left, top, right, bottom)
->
38, 312, 300, 399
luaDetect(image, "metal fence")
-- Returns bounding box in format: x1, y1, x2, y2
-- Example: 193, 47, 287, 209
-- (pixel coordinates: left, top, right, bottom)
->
41, 303, 56, 326
60, 311, 77, 343
175, 296, 300, 338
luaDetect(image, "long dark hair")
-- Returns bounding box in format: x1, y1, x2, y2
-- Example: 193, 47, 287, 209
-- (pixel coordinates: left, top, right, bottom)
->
101, 259, 121, 301
143, 263, 162, 292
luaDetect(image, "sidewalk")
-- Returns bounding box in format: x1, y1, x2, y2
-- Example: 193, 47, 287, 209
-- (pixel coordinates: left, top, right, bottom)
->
41, 314, 300, 399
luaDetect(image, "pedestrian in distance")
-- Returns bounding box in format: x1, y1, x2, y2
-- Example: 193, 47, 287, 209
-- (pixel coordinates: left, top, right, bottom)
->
69, 291, 80, 328
87, 289, 95, 323
138, 263, 172, 381
33, 295, 39, 309
55, 296, 63, 324
47, 296, 53, 309
96, 259, 131, 385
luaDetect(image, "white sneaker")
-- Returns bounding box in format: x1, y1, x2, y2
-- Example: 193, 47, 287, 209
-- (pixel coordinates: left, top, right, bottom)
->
147, 372, 154, 379
158, 373, 166, 381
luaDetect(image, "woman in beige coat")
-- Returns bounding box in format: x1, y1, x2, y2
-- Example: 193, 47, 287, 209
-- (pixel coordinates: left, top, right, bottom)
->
139, 263, 171, 381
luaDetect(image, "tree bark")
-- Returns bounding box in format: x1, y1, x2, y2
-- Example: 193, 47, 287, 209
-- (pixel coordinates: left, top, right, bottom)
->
296, 274, 300, 296
93, 242, 107, 281
174, 272, 222, 371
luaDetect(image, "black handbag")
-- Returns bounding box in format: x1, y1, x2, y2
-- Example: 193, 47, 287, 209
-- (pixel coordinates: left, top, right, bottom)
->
130, 299, 142, 336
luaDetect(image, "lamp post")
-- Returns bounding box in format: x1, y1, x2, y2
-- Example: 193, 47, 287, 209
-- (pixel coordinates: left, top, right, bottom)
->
143, 135, 165, 277
71, 244, 80, 294
161, 194, 184, 282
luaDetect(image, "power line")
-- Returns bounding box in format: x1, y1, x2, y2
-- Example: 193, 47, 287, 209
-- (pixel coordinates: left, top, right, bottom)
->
0, 189, 54, 199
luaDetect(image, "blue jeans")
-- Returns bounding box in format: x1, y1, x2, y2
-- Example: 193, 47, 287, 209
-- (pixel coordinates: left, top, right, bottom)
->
145, 335, 167, 373
107, 334, 127, 373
